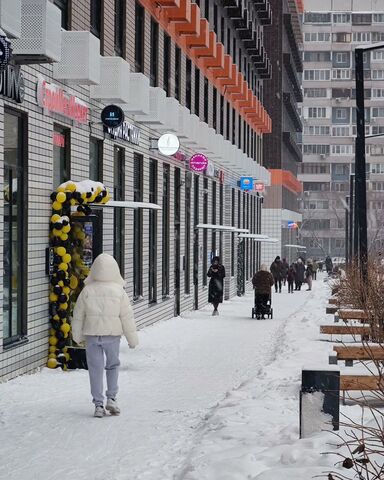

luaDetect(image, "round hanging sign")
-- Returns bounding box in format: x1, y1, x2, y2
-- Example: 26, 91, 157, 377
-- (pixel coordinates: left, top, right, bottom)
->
190, 153, 208, 172
101, 105, 124, 129
158, 133, 180, 156
0, 36, 12, 71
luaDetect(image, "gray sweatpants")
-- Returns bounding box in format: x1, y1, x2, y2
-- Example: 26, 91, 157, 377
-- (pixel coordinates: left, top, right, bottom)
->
85, 335, 121, 406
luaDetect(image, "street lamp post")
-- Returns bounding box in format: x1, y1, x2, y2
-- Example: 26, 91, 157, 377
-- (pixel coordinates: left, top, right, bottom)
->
349, 173, 354, 262
354, 42, 384, 280
345, 196, 349, 267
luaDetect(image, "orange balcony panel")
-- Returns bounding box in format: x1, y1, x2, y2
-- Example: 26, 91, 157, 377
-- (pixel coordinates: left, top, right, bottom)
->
235, 88, 252, 109
200, 42, 225, 69
172, 3, 200, 35
230, 80, 248, 103
165, 0, 191, 23
211, 55, 232, 80
239, 89, 254, 113
182, 19, 209, 49
191, 31, 217, 58
242, 96, 256, 115
149, 0, 180, 8
216, 65, 238, 89
225, 73, 243, 97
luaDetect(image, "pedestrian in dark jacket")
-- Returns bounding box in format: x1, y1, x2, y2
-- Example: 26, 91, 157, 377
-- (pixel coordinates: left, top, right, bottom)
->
207, 256, 226, 316
287, 264, 296, 293
252, 265, 274, 319
281, 258, 289, 286
294, 258, 305, 291
325, 256, 333, 274
305, 260, 314, 291
270, 256, 283, 293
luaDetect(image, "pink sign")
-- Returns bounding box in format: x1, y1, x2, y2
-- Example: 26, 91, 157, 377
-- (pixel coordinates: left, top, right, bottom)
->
254, 183, 265, 192
190, 153, 208, 172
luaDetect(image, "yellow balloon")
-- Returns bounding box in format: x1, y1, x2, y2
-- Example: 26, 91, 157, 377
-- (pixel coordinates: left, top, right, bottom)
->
51, 214, 61, 223
52, 228, 61, 237
59, 263, 68, 272
53, 314, 60, 321
63, 364, 68, 371
57, 281, 64, 288
70, 199, 77, 206
62, 254, 71, 264
52, 201, 62, 211
60, 233, 69, 241
47, 358, 58, 369
56, 246, 66, 256
57, 185, 66, 193
70, 275, 78, 289
49, 345, 57, 354
49, 328, 55, 336
63, 347, 68, 354
56, 192, 66, 203
62, 225, 71, 234
49, 336, 58, 346
49, 293, 58, 302
63, 287, 70, 295
64, 352, 70, 361
48, 353, 56, 359
67, 183, 76, 192
78, 231, 85, 240
60, 323, 70, 334
60, 302, 68, 310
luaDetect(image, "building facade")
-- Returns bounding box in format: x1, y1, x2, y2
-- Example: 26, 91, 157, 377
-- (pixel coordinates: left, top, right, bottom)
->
0, 0, 273, 381
300, 0, 384, 260
262, 0, 303, 266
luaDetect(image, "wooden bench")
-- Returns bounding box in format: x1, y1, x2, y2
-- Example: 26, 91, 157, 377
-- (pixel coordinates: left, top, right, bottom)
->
326, 305, 338, 314
330, 345, 384, 366
320, 325, 370, 340
338, 309, 368, 321
340, 375, 382, 391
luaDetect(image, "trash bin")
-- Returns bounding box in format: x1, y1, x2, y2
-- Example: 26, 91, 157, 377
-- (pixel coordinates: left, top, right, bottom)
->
300, 369, 340, 438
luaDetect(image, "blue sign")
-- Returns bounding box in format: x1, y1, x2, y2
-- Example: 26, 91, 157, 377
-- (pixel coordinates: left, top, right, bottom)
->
239, 177, 254, 191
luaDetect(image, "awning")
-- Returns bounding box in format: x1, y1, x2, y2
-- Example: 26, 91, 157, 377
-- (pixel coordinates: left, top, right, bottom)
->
238, 234, 279, 243
195, 224, 249, 233
97, 201, 161, 210
284, 244, 306, 249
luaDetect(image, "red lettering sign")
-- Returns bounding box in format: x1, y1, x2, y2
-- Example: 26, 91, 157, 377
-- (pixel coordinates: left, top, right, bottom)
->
53, 132, 65, 148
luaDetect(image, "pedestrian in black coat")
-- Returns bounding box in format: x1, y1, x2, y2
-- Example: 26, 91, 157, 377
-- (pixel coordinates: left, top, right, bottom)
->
207, 256, 226, 316
287, 264, 296, 293
270, 256, 283, 293
294, 259, 305, 291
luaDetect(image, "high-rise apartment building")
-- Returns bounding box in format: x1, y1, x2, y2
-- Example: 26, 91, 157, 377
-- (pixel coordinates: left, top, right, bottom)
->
262, 0, 304, 265
300, 0, 384, 260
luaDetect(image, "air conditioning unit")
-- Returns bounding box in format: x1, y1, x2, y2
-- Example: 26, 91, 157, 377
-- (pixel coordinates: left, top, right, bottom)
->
120, 72, 150, 116
335, 97, 342, 103
0, 0, 21, 38
135, 87, 167, 127
320, 154, 326, 159
53, 31, 100, 85
12, 0, 61, 64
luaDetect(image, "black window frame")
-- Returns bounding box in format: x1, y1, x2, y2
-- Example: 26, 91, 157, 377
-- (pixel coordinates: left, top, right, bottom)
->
231, 188, 235, 276
150, 19, 159, 86
163, 33, 171, 95
194, 68, 200, 116
53, 0, 71, 30
3, 108, 28, 347
133, 153, 144, 299
114, 0, 126, 57
53, 124, 71, 189
135, 2, 145, 73
202, 178, 208, 285
89, 137, 103, 182
149, 159, 158, 303
175, 45, 181, 100
162, 164, 170, 298
203, 78, 209, 123
185, 172, 192, 294
90, 0, 102, 39
186, 58, 192, 110
113, 146, 125, 274
212, 87, 217, 131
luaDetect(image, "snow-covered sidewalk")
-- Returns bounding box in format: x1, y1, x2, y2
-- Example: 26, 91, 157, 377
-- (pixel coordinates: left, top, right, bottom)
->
0, 276, 349, 480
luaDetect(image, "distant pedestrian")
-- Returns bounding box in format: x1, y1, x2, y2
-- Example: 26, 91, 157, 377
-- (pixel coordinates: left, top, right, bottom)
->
287, 264, 296, 293
325, 256, 333, 274
318, 261, 323, 272
207, 256, 226, 316
281, 258, 289, 286
312, 260, 318, 280
270, 256, 283, 293
305, 259, 314, 291
294, 258, 305, 291
72, 253, 138, 418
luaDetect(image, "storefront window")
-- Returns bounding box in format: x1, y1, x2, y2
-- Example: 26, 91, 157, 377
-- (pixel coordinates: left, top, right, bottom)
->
3, 110, 27, 345
113, 147, 125, 274
162, 164, 170, 298
53, 125, 70, 189
184, 172, 192, 294
202, 178, 208, 286
89, 137, 103, 182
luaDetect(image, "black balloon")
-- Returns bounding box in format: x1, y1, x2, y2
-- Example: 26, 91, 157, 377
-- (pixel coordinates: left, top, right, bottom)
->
54, 222, 63, 230
57, 270, 66, 281
86, 192, 92, 199
101, 190, 107, 198
57, 339, 66, 349
50, 192, 57, 201
57, 309, 67, 319
53, 285, 62, 295
58, 293, 67, 304
62, 219, 69, 226
73, 192, 81, 200
56, 330, 65, 340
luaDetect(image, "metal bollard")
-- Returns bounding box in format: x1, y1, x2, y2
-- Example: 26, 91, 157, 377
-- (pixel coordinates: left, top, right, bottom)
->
300, 369, 340, 438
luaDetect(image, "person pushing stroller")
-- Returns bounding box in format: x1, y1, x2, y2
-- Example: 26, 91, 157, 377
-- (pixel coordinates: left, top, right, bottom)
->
252, 265, 274, 319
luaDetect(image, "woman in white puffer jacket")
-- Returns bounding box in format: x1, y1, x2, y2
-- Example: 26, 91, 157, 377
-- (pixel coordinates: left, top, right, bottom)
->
72, 253, 138, 418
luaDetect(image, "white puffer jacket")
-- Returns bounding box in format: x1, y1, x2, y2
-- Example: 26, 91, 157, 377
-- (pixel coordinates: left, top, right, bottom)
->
71, 253, 138, 348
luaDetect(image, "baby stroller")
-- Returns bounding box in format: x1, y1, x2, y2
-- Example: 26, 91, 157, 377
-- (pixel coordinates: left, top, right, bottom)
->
252, 292, 273, 319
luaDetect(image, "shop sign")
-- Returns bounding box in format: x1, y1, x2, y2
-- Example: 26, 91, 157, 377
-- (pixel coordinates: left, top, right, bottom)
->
190, 153, 208, 172
206, 160, 215, 177
101, 104, 124, 129
158, 133, 180, 156
239, 176, 254, 191
254, 182, 265, 193
0, 36, 12, 71
53, 132, 65, 148
173, 151, 186, 161
105, 121, 140, 145
37, 77, 89, 124
214, 168, 224, 184
0, 65, 24, 103
288, 221, 298, 229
